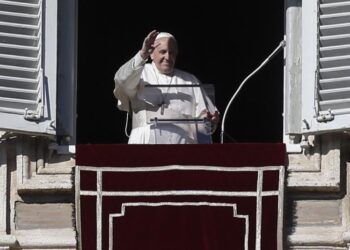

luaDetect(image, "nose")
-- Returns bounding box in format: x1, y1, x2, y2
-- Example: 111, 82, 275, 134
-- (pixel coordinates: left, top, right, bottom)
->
164, 52, 170, 60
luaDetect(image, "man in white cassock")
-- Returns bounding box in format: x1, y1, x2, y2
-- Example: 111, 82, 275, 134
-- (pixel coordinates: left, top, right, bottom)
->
114, 30, 219, 144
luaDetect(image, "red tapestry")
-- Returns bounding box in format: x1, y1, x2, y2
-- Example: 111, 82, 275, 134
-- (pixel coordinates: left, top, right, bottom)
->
76, 144, 285, 250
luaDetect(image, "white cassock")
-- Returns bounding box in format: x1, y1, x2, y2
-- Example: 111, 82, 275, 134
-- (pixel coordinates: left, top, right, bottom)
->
114, 51, 216, 144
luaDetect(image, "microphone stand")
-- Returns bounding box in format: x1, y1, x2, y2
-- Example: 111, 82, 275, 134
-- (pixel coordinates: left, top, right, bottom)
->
220, 40, 286, 144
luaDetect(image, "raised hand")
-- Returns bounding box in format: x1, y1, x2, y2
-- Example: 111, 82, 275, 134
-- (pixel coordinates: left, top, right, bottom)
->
140, 30, 159, 60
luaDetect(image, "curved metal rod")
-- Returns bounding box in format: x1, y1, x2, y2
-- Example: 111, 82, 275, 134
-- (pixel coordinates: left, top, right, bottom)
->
220, 40, 286, 143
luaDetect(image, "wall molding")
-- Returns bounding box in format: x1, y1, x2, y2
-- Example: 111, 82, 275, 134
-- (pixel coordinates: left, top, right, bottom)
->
15, 136, 74, 193
287, 134, 342, 191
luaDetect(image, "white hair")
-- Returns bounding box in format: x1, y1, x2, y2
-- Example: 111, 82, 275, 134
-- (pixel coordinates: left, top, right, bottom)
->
155, 32, 176, 41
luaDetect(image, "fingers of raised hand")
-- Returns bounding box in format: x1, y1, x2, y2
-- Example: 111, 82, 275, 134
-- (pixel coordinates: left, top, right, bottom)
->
148, 30, 159, 40
145, 30, 159, 45
141, 30, 159, 58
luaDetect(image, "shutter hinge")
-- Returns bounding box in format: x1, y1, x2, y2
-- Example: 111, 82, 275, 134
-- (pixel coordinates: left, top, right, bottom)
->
23, 108, 41, 121
316, 109, 334, 122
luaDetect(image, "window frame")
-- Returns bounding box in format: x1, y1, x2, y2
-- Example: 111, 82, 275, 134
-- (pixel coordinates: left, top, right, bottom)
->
0, 0, 77, 143
301, 0, 350, 134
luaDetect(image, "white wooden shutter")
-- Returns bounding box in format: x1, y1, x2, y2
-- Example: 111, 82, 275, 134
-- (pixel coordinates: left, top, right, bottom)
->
302, 0, 350, 134
0, 0, 57, 135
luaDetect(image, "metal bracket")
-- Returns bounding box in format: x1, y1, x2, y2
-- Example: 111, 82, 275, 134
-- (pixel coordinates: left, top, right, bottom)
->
316, 109, 334, 123
23, 108, 41, 121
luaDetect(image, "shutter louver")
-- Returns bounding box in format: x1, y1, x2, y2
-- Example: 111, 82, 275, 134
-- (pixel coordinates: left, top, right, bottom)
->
0, 0, 42, 120
318, 0, 350, 119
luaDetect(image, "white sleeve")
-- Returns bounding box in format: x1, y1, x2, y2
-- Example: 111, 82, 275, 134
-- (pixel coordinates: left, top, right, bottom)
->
113, 51, 147, 111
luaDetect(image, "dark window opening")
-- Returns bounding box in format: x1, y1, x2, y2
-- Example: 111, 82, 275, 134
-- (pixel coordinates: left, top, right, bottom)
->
77, 2, 284, 144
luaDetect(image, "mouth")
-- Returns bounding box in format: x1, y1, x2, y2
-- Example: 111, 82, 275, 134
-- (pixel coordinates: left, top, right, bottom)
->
162, 62, 172, 67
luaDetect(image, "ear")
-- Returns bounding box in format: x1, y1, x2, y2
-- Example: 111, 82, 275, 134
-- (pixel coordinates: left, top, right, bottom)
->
150, 53, 154, 60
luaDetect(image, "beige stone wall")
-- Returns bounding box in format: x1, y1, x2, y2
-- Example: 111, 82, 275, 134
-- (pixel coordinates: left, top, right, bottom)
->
285, 133, 350, 249
0, 136, 75, 249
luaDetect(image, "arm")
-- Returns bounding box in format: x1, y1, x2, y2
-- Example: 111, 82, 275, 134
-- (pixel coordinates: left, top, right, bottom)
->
113, 51, 147, 95
114, 30, 159, 89
113, 30, 159, 111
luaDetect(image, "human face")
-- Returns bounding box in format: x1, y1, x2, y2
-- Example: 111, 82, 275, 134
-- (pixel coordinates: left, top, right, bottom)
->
151, 37, 178, 74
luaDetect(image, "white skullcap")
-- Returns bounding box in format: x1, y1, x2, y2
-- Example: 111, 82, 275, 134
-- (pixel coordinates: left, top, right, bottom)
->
155, 32, 176, 41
